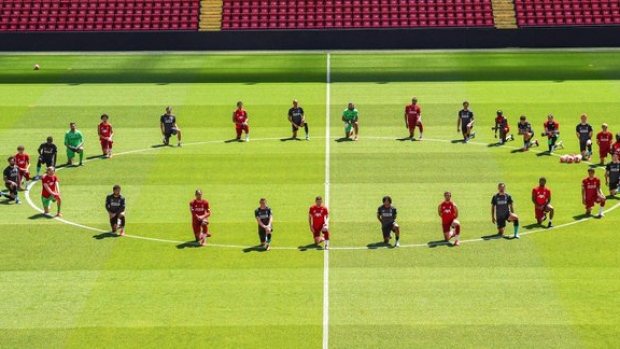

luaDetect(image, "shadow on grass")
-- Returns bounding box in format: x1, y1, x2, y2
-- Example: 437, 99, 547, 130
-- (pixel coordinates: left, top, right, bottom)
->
536, 151, 552, 157
510, 148, 525, 154
224, 138, 244, 143
572, 213, 591, 220
298, 243, 323, 251
450, 139, 465, 144
86, 155, 106, 160
522, 223, 543, 230
366, 241, 393, 249
151, 144, 168, 148
481, 233, 505, 240
176, 241, 203, 249
396, 137, 415, 141
28, 212, 53, 220
280, 137, 303, 142
92, 232, 121, 240
427, 240, 453, 248
335, 137, 354, 143
242, 245, 267, 253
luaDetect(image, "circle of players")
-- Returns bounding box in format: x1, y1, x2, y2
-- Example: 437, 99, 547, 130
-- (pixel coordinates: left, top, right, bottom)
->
3, 99, 620, 249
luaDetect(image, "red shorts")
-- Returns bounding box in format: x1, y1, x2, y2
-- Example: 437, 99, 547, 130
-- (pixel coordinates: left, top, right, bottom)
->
311, 225, 326, 237
585, 195, 605, 209
535, 207, 546, 220
407, 116, 421, 129
442, 222, 454, 233
192, 219, 208, 235
18, 168, 30, 180
235, 124, 249, 132
100, 138, 113, 149
599, 146, 611, 158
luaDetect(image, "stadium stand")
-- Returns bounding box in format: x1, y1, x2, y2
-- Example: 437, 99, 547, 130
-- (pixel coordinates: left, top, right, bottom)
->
0, 0, 200, 31
514, 0, 620, 27
220, 0, 495, 30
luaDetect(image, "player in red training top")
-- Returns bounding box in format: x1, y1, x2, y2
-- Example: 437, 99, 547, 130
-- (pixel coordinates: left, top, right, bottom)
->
41, 166, 61, 217
543, 114, 562, 153
189, 189, 211, 246
582, 168, 606, 218
233, 101, 250, 142
98, 114, 114, 158
309, 196, 329, 249
14, 145, 30, 190
404, 97, 423, 140
438, 191, 461, 246
610, 133, 620, 159
493, 110, 513, 145
596, 123, 613, 166
532, 177, 554, 228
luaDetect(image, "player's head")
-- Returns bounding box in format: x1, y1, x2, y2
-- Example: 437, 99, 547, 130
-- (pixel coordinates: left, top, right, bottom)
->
236, 101, 243, 109
259, 197, 267, 208
382, 196, 392, 206
580, 113, 588, 123
293, 99, 298, 107
547, 114, 554, 121
602, 123, 608, 130
165, 106, 172, 114
462, 101, 468, 108
7, 156, 15, 165
17, 145, 25, 153
46, 136, 53, 143
315, 196, 323, 206
444, 191, 451, 201
496, 110, 503, 117
46, 166, 55, 174
613, 153, 619, 162
69, 122, 76, 130
101, 113, 109, 121
411, 97, 418, 105
195, 189, 202, 198
113, 184, 121, 195
347, 102, 354, 110
587, 167, 595, 177
616, 133, 620, 142
519, 115, 526, 123
497, 182, 506, 192
539, 177, 546, 187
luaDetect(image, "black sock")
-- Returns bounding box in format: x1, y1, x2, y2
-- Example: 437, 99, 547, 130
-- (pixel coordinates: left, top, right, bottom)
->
120, 217, 126, 227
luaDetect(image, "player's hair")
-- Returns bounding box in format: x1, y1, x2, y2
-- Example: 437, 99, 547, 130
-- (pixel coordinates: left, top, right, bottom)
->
70, 122, 76, 127
315, 196, 322, 201
588, 168, 595, 172
382, 196, 392, 204
498, 182, 506, 188
462, 101, 468, 106
195, 189, 202, 195
17, 145, 24, 151
166, 106, 172, 111
616, 133, 620, 141
7, 156, 15, 162
47, 166, 55, 171
236, 101, 242, 107
520, 115, 526, 121
539, 177, 546, 182
113, 184, 121, 191
444, 191, 451, 196
548, 113, 554, 118
101, 113, 109, 120
259, 198, 266, 202
47, 136, 53, 142
496, 110, 503, 115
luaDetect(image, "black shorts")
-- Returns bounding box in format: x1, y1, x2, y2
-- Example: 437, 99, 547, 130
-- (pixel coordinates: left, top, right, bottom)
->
5, 182, 13, 191
610, 180, 619, 191
579, 140, 590, 152
291, 121, 305, 131
381, 222, 398, 238
258, 225, 272, 242
164, 128, 178, 138
461, 125, 471, 134
496, 212, 511, 229
38, 156, 55, 167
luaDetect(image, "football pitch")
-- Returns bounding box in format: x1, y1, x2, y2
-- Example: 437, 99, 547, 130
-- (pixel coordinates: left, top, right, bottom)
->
1, 50, 620, 348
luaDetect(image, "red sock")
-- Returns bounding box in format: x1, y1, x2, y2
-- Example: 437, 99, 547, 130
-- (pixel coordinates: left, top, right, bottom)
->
323, 231, 330, 240
601, 200, 606, 207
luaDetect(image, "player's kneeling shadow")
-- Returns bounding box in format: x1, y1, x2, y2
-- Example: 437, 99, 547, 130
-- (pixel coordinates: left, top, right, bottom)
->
481, 233, 508, 240
510, 148, 525, 154
486, 142, 503, 147
427, 240, 454, 248
572, 213, 595, 220
151, 144, 167, 148
280, 137, 302, 142
224, 138, 245, 143
242, 245, 267, 253
450, 139, 466, 144
176, 241, 203, 249
298, 243, 323, 251
522, 222, 543, 230
366, 241, 393, 249
396, 137, 416, 142
536, 151, 552, 157
92, 232, 121, 240
335, 137, 354, 143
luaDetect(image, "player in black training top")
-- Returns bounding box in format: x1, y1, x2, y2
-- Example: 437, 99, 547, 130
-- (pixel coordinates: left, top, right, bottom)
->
517, 115, 539, 151
288, 99, 310, 140
36, 136, 58, 179
1, 156, 20, 204
605, 153, 620, 196
160, 106, 182, 147
456, 101, 475, 143
105, 184, 126, 236
576, 113, 594, 160
254, 198, 273, 250
377, 196, 400, 247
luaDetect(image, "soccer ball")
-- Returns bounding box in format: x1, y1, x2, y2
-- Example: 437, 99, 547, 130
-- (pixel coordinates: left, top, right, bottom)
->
575, 154, 582, 163
560, 155, 568, 163
33, 64, 40, 70
567, 155, 575, 163
586, 139, 592, 146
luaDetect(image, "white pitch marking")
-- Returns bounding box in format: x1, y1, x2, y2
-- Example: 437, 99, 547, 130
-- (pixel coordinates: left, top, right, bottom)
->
322, 52, 331, 349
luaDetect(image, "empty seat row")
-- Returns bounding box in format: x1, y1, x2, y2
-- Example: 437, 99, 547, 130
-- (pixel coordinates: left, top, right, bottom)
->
514, 0, 620, 27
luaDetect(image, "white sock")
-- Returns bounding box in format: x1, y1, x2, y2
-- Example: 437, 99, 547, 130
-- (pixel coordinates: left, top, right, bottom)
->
599, 207, 604, 215
324, 240, 329, 247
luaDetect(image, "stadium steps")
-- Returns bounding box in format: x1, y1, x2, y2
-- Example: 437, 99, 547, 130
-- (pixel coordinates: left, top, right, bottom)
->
491, 0, 518, 28
199, 0, 223, 31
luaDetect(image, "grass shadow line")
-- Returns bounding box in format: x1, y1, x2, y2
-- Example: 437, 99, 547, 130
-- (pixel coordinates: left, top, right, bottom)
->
92, 232, 121, 240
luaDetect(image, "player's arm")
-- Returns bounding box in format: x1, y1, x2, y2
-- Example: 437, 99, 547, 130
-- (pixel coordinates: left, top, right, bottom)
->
52, 148, 57, 166
605, 169, 610, 185
581, 183, 586, 204
98, 125, 103, 139
456, 115, 461, 131
64, 134, 70, 148
508, 202, 515, 214
323, 212, 329, 228
437, 204, 442, 218
288, 112, 295, 125
308, 212, 314, 231
453, 204, 459, 219
531, 191, 537, 206
77, 133, 84, 149
109, 126, 114, 140
160, 121, 165, 135
3, 173, 14, 186
491, 204, 496, 223
575, 125, 580, 139
105, 196, 112, 213
201, 208, 211, 220
119, 197, 126, 213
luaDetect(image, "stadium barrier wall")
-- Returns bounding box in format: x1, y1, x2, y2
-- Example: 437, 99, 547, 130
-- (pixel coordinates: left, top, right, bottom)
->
0, 27, 619, 51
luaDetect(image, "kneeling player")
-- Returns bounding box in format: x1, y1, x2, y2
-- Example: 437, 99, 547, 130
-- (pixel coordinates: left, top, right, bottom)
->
596, 123, 613, 166
309, 196, 330, 249
457, 101, 474, 143
190, 189, 211, 246
233, 101, 250, 142
532, 177, 554, 228
98, 114, 114, 158
582, 168, 606, 217
605, 153, 620, 195
1, 156, 20, 204
41, 166, 61, 216
377, 196, 400, 247
543, 114, 562, 153
14, 145, 31, 190
438, 191, 461, 246
517, 116, 538, 151
493, 110, 513, 145
255, 198, 273, 250
491, 183, 520, 238
36, 136, 57, 179
105, 184, 126, 235
160, 106, 182, 147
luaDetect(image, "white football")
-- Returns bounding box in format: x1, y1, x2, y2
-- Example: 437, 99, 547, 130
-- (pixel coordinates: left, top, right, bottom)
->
560, 155, 568, 163
33, 64, 40, 70
586, 139, 592, 146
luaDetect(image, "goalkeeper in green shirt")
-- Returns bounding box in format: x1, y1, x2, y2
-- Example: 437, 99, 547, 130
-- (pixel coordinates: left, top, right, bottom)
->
64, 122, 84, 166
342, 102, 359, 141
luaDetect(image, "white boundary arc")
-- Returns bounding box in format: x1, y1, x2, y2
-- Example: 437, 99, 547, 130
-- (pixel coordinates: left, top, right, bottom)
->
24, 136, 619, 250
322, 52, 331, 349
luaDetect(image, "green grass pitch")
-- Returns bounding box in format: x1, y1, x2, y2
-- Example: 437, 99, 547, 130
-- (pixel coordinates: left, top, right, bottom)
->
0, 50, 619, 348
